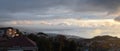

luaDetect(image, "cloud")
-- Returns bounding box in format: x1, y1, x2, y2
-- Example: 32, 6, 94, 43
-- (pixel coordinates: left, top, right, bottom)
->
1, 0, 120, 38
0, 0, 65, 22
88, 27, 120, 38
90, 29, 103, 37
3, 18, 120, 28
0, 0, 120, 22
114, 16, 120, 22
0, 0, 60, 12
86, 0, 120, 16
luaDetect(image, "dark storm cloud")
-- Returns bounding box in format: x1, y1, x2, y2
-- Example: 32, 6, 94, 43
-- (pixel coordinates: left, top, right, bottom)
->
86, 0, 120, 14
0, 0, 83, 21
0, 0, 69, 12
0, 0, 65, 21
0, 0, 120, 22
88, 0, 120, 22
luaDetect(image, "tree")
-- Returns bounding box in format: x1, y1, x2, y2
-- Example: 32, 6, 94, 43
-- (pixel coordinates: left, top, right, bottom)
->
27, 34, 53, 51
68, 40, 77, 51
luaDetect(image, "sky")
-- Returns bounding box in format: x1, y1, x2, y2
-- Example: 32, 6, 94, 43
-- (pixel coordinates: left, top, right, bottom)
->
1, 0, 120, 38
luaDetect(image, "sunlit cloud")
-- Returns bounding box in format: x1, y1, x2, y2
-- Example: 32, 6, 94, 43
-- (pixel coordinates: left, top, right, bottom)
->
3, 18, 120, 28
90, 29, 103, 36
2, 18, 120, 38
